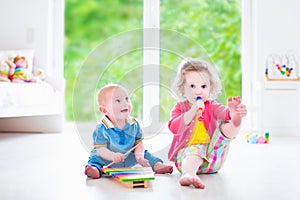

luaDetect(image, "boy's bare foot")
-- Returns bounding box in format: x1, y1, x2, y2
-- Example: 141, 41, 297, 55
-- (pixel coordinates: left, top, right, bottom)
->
179, 173, 205, 189
84, 165, 100, 179
153, 162, 173, 174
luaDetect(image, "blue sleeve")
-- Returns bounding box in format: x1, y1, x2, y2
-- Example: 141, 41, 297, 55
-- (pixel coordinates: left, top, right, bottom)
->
135, 121, 143, 141
93, 124, 109, 148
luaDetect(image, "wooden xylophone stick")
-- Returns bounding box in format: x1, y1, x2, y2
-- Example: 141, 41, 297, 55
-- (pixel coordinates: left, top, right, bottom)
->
104, 138, 144, 168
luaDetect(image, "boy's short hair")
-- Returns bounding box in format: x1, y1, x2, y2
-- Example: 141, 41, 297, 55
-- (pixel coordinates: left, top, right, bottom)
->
97, 84, 127, 106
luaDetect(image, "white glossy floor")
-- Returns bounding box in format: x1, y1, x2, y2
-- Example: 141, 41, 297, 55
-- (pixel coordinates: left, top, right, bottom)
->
1, 123, 300, 200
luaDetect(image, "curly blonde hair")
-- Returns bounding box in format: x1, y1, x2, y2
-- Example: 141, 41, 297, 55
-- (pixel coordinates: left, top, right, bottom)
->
173, 58, 222, 101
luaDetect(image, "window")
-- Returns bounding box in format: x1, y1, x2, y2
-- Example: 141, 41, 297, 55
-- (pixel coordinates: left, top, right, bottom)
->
65, 0, 144, 122
65, 0, 241, 128
142, 0, 242, 129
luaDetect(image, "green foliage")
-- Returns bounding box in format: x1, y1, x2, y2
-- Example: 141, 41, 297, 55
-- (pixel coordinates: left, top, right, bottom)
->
159, 0, 241, 119
65, 0, 241, 122
65, 0, 143, 121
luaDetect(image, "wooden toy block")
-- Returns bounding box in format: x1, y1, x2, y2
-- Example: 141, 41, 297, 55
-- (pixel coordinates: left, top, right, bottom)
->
115, 178, 149, 188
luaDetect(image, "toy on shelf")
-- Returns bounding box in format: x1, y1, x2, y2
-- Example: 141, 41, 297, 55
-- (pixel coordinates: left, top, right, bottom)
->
101, 167, 155, 188
245, 131, 269, 144
265, 53, 300, 81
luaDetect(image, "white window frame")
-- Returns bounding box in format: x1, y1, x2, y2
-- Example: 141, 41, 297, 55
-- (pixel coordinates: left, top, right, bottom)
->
143, 0, 160, 126
241, 0, 256, 132
143, 0, 249, 132
44, 0, 65, 93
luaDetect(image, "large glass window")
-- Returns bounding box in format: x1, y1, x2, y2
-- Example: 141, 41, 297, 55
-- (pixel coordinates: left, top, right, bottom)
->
159, 0, 241, 121
65, 0, 144, 122
65, 0, 241, 126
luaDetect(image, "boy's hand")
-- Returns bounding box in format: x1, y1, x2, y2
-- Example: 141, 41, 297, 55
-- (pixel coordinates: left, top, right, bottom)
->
112, 152, 125, 163
135, 155, 150, 167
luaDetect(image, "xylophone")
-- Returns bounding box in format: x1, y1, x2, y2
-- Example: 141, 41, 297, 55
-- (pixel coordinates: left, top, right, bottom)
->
102, 167, 155, 188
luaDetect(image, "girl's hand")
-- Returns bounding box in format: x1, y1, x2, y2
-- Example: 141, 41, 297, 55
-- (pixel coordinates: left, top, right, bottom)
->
228, 96, 247, 117
196, 97, 205, 111
112, 152, 125, 163
191, 97, 205, 114
228, 96, 247, 126
184, 97, 206, 124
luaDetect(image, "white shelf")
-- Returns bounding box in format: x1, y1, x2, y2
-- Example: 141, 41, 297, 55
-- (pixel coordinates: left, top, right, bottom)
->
264, 80, 300, 90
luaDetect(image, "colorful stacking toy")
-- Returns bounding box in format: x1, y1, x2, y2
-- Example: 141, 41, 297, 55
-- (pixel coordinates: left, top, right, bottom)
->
245, 131, 269, 144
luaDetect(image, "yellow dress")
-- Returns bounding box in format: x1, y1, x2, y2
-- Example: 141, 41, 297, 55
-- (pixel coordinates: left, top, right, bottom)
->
186, 115, 210, 145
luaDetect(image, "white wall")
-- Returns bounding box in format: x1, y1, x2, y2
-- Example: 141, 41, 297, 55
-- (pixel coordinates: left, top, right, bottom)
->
242, 0, 300, 136
0, 0, 64, 78
254, 0, 300, 78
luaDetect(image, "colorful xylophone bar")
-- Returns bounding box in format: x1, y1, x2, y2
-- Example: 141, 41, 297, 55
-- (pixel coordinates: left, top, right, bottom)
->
101, 167, 155, 188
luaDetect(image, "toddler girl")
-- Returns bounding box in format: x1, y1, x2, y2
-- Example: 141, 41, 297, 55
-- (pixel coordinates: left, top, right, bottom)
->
168, 58, 247, 189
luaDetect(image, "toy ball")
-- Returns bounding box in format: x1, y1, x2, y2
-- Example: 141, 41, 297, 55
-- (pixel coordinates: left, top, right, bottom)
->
257, 135, 266, 144
248, 134, 258, 144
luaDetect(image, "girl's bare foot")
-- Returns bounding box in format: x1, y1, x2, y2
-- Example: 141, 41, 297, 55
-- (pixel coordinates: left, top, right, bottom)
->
153, 162, 173, 174
84, 165, 100, 179
179, 173, 205, 189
